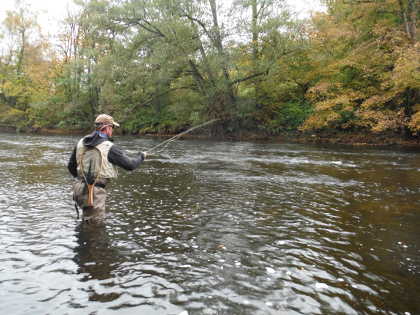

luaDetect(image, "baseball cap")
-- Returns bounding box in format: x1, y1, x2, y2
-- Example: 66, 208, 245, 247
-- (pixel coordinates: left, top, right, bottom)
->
94, 114, 120, 127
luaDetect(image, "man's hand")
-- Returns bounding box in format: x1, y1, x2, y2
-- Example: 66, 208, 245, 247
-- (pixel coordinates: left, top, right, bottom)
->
142, 151, 148, 159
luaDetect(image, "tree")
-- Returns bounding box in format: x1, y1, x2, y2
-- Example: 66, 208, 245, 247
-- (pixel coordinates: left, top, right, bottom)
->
0, 0, 54, 113
302, 0, 419, 135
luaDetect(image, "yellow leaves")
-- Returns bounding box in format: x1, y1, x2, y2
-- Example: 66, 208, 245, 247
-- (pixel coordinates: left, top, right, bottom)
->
360, 95, 381, 109
309, 85, 363, 109
308, 82, 330, 95
306, 82, 336, 102
360, 90, 399, 109
316, 95, 351, 111
310, 12, 354, 42
392, 43, 420, 90
408, 110, 420, 133
413, 104, 420, 112
2, 80, 27, 97
356, 109, 405, 133
300, 111, 341, 131
315, 99, 336, 111
303, 82, 367, 130
302, 0, 418, 135
407, 103, 420, 133
0, 105, 26, 124
302, 92, 357, 131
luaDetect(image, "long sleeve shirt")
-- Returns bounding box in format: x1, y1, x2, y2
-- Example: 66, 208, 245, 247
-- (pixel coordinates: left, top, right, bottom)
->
67, 132, 145, 178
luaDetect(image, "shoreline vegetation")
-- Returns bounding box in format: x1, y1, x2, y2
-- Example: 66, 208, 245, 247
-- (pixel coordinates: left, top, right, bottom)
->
1, 125, 419, 148
0, 0, 418, 146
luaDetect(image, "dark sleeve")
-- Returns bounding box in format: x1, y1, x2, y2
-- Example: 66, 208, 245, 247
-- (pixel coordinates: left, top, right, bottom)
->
67, 147, 78, 177
108, 144, 145, 171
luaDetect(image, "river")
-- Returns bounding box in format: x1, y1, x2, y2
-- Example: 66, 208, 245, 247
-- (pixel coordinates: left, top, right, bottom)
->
0, 132, 419, 315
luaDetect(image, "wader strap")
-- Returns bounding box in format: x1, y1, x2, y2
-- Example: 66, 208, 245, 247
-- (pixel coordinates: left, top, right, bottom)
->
74, 202, 80, 219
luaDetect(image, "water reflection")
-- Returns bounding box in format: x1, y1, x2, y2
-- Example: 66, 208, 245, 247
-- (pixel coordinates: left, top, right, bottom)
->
73, 222, 124, 303
74, 223, 115, 281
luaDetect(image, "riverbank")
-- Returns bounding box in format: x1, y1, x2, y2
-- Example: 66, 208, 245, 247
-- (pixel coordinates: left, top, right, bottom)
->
2, 126, 420, 147
140, 130, 420, 148
279, 131, 420, 147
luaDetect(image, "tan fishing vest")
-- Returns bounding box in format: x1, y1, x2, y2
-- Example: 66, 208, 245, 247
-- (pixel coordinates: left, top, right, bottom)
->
76, 138, 118, 179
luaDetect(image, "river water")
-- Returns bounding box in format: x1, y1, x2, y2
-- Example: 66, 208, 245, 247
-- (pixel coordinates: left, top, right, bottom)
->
0, 132, 419, 315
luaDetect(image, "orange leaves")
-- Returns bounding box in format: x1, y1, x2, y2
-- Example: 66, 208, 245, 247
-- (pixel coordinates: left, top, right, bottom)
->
300, 111, 341, 131
316, 94, 355, 111
307, 82, 332, 99
408, 110, 420, 133
360, 90, 399, 109
357, 109, 406, 133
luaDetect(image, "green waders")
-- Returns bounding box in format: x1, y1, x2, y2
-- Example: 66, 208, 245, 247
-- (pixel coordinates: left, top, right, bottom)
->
73, 180, 107, 223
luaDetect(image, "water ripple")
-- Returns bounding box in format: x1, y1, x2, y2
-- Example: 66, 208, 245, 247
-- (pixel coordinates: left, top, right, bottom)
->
0, 133, 420, 314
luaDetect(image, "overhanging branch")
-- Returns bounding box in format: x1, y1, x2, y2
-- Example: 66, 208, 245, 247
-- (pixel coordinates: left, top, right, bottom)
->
231, 70, 269, 86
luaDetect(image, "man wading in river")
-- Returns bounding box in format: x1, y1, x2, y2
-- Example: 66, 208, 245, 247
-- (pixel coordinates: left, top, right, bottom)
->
68, 114, 146, 223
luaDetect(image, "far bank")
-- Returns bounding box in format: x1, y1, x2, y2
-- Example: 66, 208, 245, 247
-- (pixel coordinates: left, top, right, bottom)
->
2, 125, 420, 148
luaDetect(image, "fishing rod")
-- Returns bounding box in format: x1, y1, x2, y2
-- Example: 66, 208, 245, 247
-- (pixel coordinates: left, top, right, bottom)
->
145, 118, 219, 154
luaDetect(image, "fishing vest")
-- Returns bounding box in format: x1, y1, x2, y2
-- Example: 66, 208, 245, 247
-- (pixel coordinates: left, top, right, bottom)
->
76, 138, 118, 180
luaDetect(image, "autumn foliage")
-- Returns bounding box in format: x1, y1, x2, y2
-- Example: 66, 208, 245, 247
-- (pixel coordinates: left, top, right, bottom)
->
301, 0, 419, 135
0, 0, 418, 139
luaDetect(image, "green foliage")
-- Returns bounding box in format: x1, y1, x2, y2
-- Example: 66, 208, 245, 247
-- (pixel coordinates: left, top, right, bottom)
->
260, 101, 313, 134
0, 104, 28, 129
122, 106, 178, 134
56, 111, 90, 129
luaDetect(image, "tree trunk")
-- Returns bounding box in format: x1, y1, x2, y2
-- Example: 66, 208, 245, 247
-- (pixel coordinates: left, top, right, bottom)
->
208, 0, 236, 107
407, 0, 417, 42
251, 0, 261, 109
188, 59, 208, 97
16, 29, 25, 75
251, 0, 258, 64
398, 0, 417, 42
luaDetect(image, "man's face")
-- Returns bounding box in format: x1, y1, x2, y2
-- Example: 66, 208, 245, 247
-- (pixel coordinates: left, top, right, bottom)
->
100, 124, 113, 137
107, 125, 114, 137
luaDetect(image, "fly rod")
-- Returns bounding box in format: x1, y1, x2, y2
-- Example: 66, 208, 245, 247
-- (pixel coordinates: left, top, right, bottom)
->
146, 118, 219, 154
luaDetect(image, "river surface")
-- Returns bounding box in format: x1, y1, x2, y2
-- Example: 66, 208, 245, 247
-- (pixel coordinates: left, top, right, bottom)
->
0, 132, 419, 315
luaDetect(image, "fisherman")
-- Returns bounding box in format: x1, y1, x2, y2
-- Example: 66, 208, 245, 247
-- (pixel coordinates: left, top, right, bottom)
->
68, 114, 146, 223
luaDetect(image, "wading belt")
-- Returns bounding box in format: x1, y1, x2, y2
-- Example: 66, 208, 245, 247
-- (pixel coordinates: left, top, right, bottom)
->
90, 181, 106, 189
77, 177, 107, 188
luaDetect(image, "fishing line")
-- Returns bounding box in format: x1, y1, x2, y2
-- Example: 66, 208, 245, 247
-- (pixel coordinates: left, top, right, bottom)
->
146, 119, 219, 154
